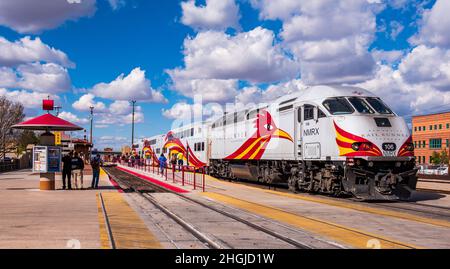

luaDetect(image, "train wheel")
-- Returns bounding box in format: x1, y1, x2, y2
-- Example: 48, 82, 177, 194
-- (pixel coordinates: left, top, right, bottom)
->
288, 176, 298, 192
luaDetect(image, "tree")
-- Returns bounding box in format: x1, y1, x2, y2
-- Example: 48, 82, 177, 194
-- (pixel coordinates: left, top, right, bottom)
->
15, 130, 39, 157
439, 150, 449, 165
430, 150, 449, 165
0, 96, 25, 159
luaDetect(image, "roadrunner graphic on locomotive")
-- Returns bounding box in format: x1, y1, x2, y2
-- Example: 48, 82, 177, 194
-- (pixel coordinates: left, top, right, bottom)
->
140, 85, 417, 201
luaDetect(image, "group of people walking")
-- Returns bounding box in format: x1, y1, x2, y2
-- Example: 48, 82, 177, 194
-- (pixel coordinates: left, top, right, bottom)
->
158, 152, 184, 174
61, 151, 102, 190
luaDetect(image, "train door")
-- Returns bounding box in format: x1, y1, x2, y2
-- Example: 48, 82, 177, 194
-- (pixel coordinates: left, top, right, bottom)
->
301, 104, 321, 160
295, 106, 302, 160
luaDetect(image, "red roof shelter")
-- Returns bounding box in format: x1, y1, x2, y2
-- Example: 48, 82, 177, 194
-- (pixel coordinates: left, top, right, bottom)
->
12, 113, 83, 131
12, 112, 83, 190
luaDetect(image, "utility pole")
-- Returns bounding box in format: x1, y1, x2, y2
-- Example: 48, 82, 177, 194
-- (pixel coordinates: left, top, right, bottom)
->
54, 106, 62, 116
89, 106, 94, 144
131, 100, 136, 149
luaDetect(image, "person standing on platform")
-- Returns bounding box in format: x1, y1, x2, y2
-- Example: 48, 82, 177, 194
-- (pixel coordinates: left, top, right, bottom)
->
91, 153, 102, 189
158, 153, 167, 174
71, 152, 85, 189
170, 153, 177, 171
177, 152, 184, 171
61, 151, 73, 190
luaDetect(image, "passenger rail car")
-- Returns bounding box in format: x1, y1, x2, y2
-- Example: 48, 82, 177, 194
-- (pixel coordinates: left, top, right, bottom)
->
142, 85, 418, 201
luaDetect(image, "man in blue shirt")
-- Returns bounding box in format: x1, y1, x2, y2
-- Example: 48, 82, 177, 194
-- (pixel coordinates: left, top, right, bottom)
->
90, 153, 103, 189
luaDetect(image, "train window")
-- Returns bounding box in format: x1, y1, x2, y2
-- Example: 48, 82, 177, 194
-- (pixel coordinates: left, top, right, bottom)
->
348, 97, 374, 114
278, 104, 293, 112
297, 108, 302, 123
191, 128, 194, 137
365, 97, 393, 114
322, 98, 354, 115
201, 142, 205, 151
225, 113, 234, 126
279, 98, 297, 106
247, 109, 259, 120
318, 109, 326, 118
304, 105, 314, 121
236, 111, 246, 123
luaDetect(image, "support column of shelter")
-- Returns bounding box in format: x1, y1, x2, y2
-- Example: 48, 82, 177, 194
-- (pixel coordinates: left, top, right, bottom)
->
39, 132, 56, 190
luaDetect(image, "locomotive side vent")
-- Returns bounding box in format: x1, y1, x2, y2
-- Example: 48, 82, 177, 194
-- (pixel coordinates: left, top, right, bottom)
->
374, 117, 391, 127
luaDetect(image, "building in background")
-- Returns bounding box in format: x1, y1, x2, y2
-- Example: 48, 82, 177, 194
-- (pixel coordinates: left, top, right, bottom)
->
121, 145, 131, 156
59, 132, 92, 162
412, 111, 450, 165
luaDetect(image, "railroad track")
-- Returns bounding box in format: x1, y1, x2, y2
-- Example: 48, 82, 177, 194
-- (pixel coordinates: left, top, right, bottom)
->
206, 176, 450, 224
102, 166, 312, 249
369, 201, 450, 219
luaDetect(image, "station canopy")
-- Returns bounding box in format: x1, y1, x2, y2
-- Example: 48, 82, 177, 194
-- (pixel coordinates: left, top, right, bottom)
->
12, 113, 83, 131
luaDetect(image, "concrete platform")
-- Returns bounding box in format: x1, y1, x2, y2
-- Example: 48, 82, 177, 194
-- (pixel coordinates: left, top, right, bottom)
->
0, 169, 115, 248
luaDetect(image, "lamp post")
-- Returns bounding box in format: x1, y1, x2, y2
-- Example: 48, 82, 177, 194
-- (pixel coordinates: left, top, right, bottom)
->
89, 106, 94, 145
131, 100, 136, 149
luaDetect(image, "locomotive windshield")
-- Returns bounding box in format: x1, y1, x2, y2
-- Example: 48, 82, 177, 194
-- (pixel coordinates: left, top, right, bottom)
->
365, 97, 393, 114
322, 98, 354, 115
348, 97, 374, 114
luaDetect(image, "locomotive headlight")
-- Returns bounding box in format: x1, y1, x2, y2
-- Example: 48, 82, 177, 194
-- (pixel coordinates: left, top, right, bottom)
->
368, 162, 374, 167
352, 142, 372, 151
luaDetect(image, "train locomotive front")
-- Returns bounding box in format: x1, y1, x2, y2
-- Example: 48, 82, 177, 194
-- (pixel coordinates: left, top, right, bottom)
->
207, 85, 418, 201
288, 86, 418, 200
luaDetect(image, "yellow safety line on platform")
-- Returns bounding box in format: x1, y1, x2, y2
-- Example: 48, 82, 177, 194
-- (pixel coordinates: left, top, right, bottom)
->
96, 193, 111, 249
202, 192, 420, 249
100, 168, 107, 177
97, 192, 163, 249
205, 176, 450, 229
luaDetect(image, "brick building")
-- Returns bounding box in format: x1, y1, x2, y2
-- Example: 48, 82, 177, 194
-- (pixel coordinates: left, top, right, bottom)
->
412, 111, 450, 164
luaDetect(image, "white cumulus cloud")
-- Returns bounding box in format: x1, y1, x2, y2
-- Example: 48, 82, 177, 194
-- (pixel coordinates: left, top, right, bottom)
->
181, 0, 240, 31
59, 111, 89, 125
90, 67, 167, 103
0, 36, 74, 67
168, 27, 300, 91
0, 88, 59, 108
412, 0, 450, 48
252, 0, 382, 84
0, 0, 96, 33
72, 93, 107, 112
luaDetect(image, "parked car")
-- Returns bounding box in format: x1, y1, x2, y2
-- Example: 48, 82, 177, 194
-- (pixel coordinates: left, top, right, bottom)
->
0, 157, 13, 164
418, 165, 449, 175
436, 166, 448, 176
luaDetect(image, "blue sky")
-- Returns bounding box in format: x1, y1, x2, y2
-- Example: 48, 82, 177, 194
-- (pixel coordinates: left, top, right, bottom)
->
1, 0, 450, 150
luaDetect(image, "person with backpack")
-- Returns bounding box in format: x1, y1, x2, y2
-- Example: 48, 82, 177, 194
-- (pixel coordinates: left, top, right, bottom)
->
90, 153, 103, 189
158, 153, 167, 174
